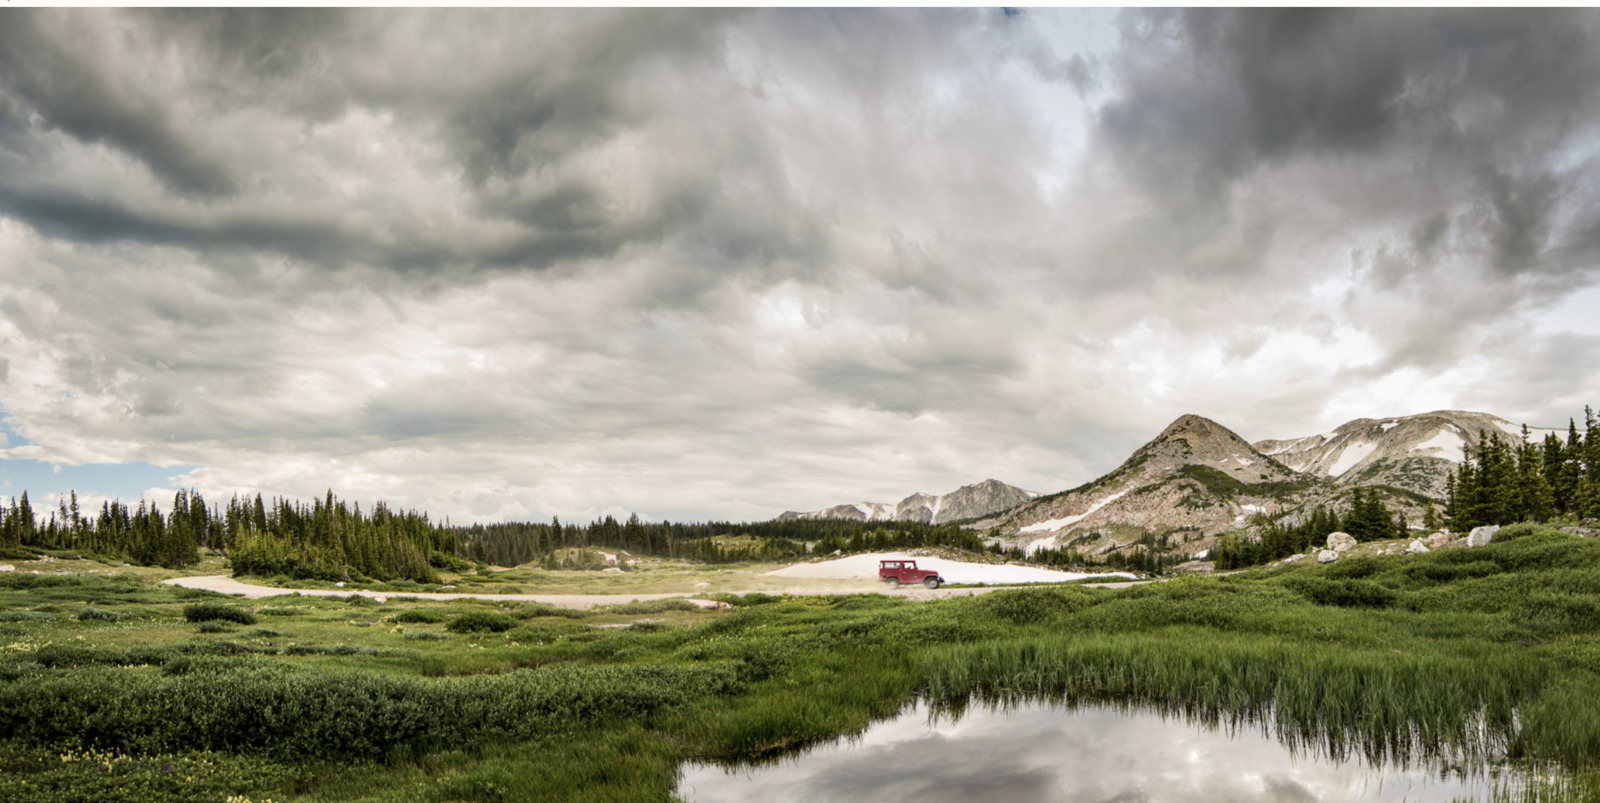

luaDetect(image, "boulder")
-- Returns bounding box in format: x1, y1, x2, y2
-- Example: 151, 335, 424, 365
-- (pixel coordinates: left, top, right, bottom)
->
1326, 531, 1358, 552
1317, 550, 1339, 564
1282, 553, 1305, 563
1426, 531, 1454, 549
1560, 527, 1598, 538
0, 565, 12, 572
1406, 540, 1430, 555
1467, 525, 1500, 547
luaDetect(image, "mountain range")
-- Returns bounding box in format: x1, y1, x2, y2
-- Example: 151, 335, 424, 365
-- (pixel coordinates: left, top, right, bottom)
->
1253, 410, 1564, 498
780, 409, 1561, 559
776, 478, 1038, 526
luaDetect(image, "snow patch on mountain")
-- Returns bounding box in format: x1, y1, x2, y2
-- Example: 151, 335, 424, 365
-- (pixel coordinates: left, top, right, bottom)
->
1329, 441, 1377, 476
1020, 489, 1132, 534
1412, 430, 1466, 463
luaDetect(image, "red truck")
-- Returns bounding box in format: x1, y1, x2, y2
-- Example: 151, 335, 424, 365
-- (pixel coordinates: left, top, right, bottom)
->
879, 559, 943, 589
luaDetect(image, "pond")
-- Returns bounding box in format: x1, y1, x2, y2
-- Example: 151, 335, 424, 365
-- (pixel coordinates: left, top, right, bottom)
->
678, 702, 1555, 802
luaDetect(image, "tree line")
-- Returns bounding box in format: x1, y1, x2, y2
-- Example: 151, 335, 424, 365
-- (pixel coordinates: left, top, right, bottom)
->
1, 489, 458, 583
455, 515, 986, 567
1211, 486, 1405, 570
0, 490, 206, 569
1446, 411, 1600, 530
3, 486, 994, 579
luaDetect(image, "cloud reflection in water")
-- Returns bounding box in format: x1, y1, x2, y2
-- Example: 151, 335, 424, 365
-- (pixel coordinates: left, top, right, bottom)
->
679, 702, 1512, 802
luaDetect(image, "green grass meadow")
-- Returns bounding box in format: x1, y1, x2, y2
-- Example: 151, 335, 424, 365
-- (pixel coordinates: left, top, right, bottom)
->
4, 526, 1600, 801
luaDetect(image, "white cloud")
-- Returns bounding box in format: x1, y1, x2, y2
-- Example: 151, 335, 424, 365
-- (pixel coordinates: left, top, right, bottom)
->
0, 9, 1597, 522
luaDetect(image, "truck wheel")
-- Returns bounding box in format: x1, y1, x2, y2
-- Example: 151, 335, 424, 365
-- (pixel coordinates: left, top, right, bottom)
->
885, 577, 900, 588
924, 577, 940, 590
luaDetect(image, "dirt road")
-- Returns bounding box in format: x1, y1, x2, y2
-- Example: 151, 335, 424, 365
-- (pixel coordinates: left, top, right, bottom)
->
163, 575, 1147, 608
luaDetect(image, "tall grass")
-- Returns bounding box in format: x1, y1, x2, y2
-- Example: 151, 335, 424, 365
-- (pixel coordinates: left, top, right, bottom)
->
922, 632, 1540, 769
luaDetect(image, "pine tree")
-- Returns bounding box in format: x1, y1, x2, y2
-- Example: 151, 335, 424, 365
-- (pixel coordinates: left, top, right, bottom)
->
1515, 425, 1555, 522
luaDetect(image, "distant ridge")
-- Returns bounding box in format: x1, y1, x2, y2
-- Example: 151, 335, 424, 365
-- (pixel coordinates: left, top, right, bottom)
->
1253, 410, 1564, 499
776, 478, 1038, 526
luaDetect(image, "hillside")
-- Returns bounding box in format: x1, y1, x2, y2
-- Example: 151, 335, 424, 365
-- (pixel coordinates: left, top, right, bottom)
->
1253, 410, 1565, 498
979, 415, 1317, 557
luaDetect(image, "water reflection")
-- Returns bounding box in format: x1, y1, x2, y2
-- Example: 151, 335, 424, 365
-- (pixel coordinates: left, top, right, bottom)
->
678, 702, 1535, 802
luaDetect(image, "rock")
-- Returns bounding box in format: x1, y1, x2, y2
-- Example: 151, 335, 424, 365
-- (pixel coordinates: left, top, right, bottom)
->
1560, 527, 1598, 538
1426, 531, 1454, 548
1326, 532, 1358, 552
1467, 525, 1500, 547
0, 565, 12, 572
374, 596, 387, 604
335, 581, 346, 587
1317, 550, 1339, 563
694, 582, 711, 588
1282, 553, 1305, 563
1406, 540, 1430, 555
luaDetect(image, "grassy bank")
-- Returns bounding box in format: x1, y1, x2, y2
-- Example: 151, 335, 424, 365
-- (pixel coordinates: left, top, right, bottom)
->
3, 527, 1600, 800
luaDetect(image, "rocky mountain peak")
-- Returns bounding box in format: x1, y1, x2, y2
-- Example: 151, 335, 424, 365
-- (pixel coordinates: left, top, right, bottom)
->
1124, 414, 1298, 483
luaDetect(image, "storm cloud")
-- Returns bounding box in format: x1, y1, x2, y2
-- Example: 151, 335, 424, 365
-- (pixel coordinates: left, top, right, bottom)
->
0, 9, 1596, 523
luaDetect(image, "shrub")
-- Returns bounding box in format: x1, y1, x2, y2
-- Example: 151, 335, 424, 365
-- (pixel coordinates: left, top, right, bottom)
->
507, 602, 587, 620
390, 609, 447, 624
31, 644, 99, 668
197, 621, 237, 633
446, 612, 519, 633
1322, 555, 1381, 580
182, 603, 258, 625
1403, 560, 1500, 584
709, 592, 785, 607
1492, 522, 1555, 544
77, 607, 127, 622
173, 587, 230, 600
1283, 576, 1399, 609
0, 574, 84, 590
284, 644, 382, 656
601, 599, 703, 616
403, 631, 450, 641
0, 611, 53, 623
984, 587, 1097, 624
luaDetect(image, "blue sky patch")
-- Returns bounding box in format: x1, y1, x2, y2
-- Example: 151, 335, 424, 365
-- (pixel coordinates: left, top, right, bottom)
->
0, 458, 201, 507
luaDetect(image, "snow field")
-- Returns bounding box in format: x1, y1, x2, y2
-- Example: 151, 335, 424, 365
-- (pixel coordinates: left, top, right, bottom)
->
765, 551, 1135, 585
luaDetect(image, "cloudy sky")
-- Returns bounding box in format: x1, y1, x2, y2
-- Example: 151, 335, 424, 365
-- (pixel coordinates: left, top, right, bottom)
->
1, 8, 1598, 524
